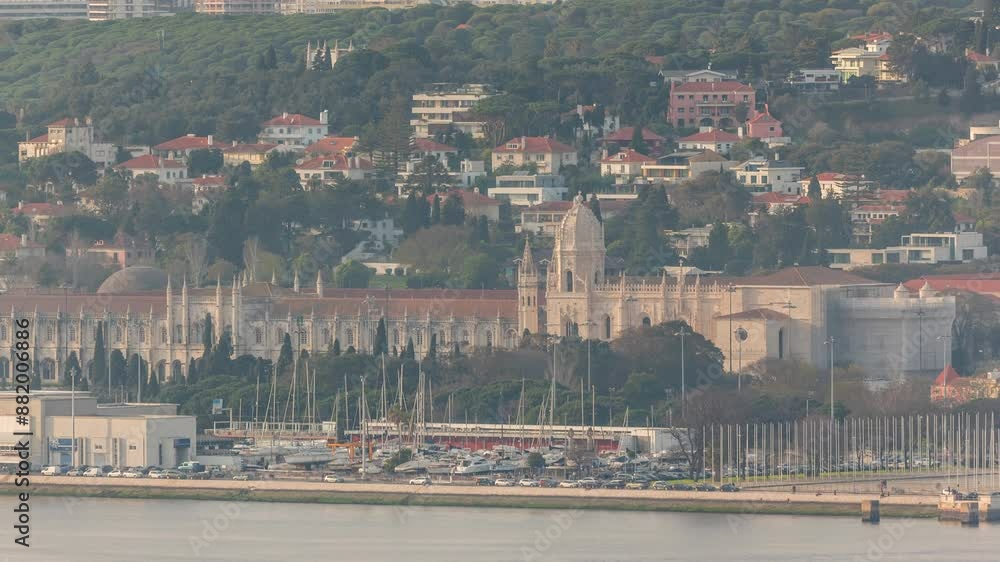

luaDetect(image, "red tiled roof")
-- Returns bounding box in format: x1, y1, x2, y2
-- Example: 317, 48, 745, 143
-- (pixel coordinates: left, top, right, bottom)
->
933, 365, 961, 386
747, 105, 780, 124
154, 134, 226, 151
224, 143, 278, 154
14, 203, 70, 217
680, 130, 741, 143
262, 113, 322, 126
26, 133, 49, 143
737, 266, 879, 287
602, 127, 665, 143
876, 189, 912, 202
47, 118, 77, 128
427, 189, 499, 208
903, 275, 1000, 297
0, 234, 41, 251
851, 32, 892, 43
304, 136, 358, 156
296, 154, 372, 171
601, 149, 655, 164
953, 213, 975, 224
413, 138, 457, 153
494, 137, 576, 154
119, 155, 185, 170
753, 192, 810, 205
968, 51, 999, 63
192, 175, 227, 187
671, 81, 754, 93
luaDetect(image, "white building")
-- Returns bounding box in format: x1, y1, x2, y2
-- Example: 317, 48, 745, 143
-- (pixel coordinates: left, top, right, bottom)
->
117, 155, 189, 185
786, 68, 841, 92
295, 154, 373, 188
259, 112, 329, 151
600, 149, 656, 183
677, 129, 740, 157
411, 83, 496, 139
640, 150, 734, 183
0, 391, 196, 469
0, 0, 87, 18
799, 172, 875, 198
492, 136, 577, 174
828, 231, 989, 270
731, 157, 804, 194
491, 172, 567, 206
17, 117, 115, 167
87, 0, 160, 20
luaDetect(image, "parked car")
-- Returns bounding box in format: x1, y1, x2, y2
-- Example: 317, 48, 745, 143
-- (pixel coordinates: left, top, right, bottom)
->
695, 483, 717, 492
41, 465, 67, 476
671, 483, 694, 491
323, 474, 344, 483
650, 481, 671, 490
558, 480, 580, 488
494, 478, 515, 487
83, 467, 104, 477
147, 470, 166, 479
625, 482, 647, 490
107, 468, 124, 478
576, 477, 599, 489
602, 479, 625, 489
720, 483, 741, 492
232, 473, 254, 481
475, 477, 494, 486
518, 479, 540, 487
65, 467, 85, 477
123, 468, 143, 479
162, 469, 186, 480
409, 476, 432, 486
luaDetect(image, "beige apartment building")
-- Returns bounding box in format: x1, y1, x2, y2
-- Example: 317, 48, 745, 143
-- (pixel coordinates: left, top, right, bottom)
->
411, 83, 495, 139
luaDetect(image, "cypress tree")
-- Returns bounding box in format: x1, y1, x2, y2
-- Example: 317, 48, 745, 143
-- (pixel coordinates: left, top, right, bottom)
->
807, 176, 822, 199
332, 338, 341, 356
404, 337, 415, 360
202, 313, 214, 356
92, 322, 106, 386
431, 194, 441, 224
375, 318, 388, 355
427, 334, 437, 359
187, 357, 198, 385
589, 194, 603, 222
276, 332, 293, 375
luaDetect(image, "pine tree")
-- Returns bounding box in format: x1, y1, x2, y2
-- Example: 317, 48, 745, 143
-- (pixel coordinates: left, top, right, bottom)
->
188, 357, 198, 385
265, 45, 278, 69
476, 215, 490, 243
63, 351, 81, 388
442, 195, 465, 225
202, 313, 214, 356
375, 318, 388, 356
431, 194, 441, 224
92, 322, 106, 386
807, 176, 822, 199
630, 126, 648, 155
589, 194, 603, 222
332, 338, 341, 356
428, 334, 437, 359
323, 45, 333, 69
147, 371, 160, 398
110, 350, 126, 388
276, 333, 293, 375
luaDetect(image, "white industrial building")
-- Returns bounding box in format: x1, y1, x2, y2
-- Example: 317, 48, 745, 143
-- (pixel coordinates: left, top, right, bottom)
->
0, 391, 196, 469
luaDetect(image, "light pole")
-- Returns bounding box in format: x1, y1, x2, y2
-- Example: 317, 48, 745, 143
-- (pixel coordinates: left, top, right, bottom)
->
937, 334, 953, 406
734, 327, 748, 391
678, 325, 689, 420
726, 284, 736, 375
71, 365, 76, 468
825, 337, 836, 427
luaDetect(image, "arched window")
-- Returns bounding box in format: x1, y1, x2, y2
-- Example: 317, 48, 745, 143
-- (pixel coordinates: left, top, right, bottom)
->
255, 327, 263, 345
174, 324, 183, 341
276, 328, 284, 341
603, 315, 612, 339
461, 330, 470, 344
505, 330, 516, 348
0, 323, 6, 341
138, 326, 146, 343
641, 316, 651, 327
298, 329, 308, 346
69, 325, 77, 342
565, 270, 574, 292
485, 331, 493, 347
193, 323, 202, 341
161, 327, 168, 343
392, 329, 400, 347
115, 326, 123, 342
323, 327, 331, 345
415, 330, 424, 347
346, 329, 355, 346
438, 331, 446, 346
46, 324, 54, 342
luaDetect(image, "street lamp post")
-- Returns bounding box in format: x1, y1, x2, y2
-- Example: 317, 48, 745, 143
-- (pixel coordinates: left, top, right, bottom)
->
678, 325, 689, 419
826, 337, 836, 427
937, 334, 953, 406
734, 327, 748, 391
726, 284, 736, 375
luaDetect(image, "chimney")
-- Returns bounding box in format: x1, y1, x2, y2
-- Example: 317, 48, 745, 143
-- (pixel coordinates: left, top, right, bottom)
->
232, 140, 237, 147
320, 110, 329, 125
283, 112, 288, 119
737, 126, 744, 138
521, 135, 526, 149
207, 134, 213, 145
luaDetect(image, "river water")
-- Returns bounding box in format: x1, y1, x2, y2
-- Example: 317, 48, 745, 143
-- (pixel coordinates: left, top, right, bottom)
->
5, 497, 998, 561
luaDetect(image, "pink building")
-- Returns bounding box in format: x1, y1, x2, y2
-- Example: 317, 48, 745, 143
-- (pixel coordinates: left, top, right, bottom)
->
745, 104, 783, 139
667, 81, 755, 129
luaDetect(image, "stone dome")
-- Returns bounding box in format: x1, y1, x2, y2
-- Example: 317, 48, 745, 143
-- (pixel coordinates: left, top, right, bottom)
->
97, 266, 169, 294
555, 194, 605, 253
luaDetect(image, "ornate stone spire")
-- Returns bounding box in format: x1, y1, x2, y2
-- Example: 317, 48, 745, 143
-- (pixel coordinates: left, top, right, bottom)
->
271, 268, 277, 286
293, 269, 300, 293
316, 270, 324, 298
519, 240, 537, 276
